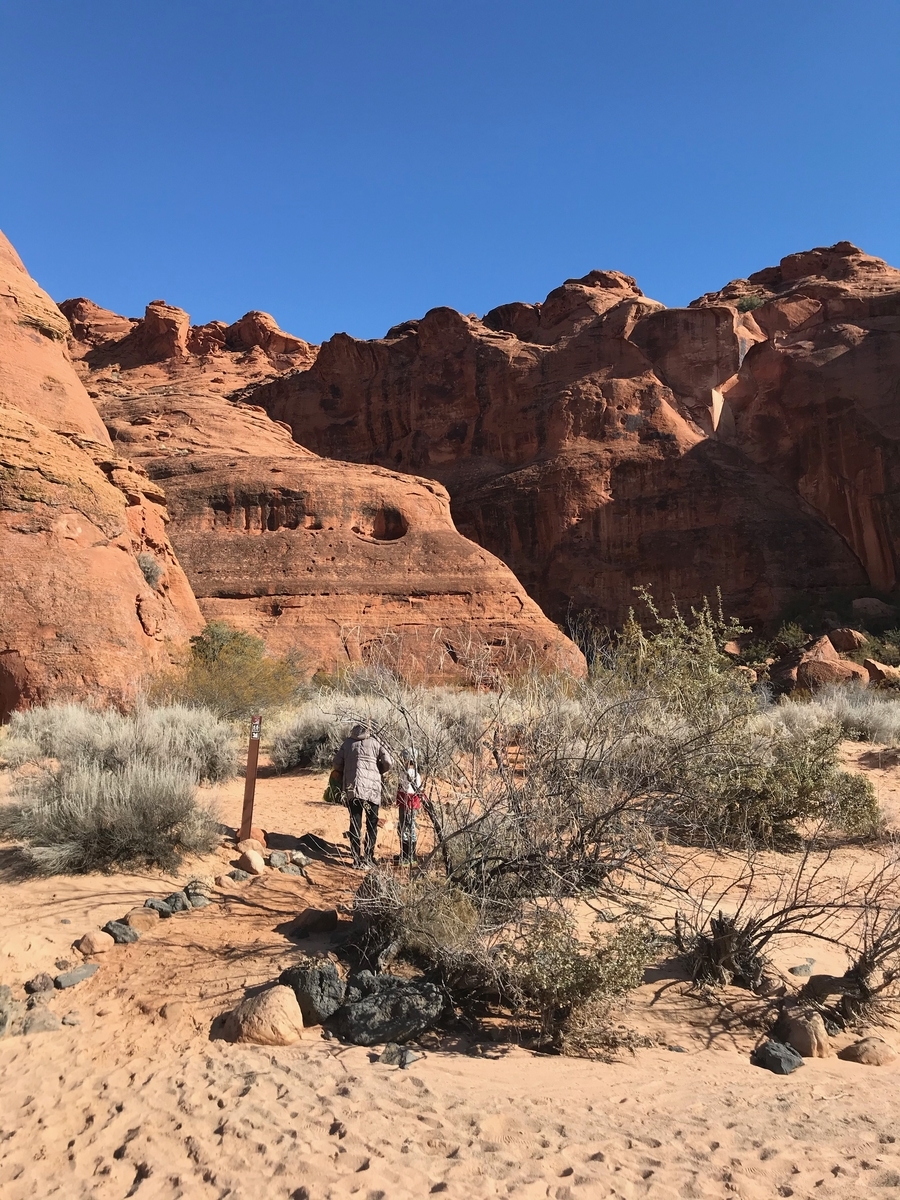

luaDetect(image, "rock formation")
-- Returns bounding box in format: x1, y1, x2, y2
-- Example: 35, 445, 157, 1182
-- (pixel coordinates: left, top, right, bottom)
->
245, 245, 900, 628
0, 233, 203, 719
60, 293, 582, 680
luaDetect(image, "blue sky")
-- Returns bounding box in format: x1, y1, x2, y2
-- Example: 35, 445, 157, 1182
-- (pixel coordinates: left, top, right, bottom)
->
2, 1, 898, 343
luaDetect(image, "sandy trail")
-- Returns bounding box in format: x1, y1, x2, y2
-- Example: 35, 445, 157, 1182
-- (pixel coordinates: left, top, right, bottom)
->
1, 751, 900, 1199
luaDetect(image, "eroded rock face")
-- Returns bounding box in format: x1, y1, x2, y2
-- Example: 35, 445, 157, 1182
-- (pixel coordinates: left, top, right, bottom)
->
246, 257, 880, 628
61, 293, 583, 679
0, 232, 203, 718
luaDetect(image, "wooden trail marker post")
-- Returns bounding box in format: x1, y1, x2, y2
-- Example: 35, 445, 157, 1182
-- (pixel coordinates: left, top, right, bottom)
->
239, 714, 262, 841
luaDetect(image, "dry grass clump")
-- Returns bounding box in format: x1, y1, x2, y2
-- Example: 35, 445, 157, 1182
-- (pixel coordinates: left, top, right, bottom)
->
2, 701, 229, 874
760, 685, 900, 747
151, 621, 302, 720
5, 702, 236, 783
0, 759, 218, 874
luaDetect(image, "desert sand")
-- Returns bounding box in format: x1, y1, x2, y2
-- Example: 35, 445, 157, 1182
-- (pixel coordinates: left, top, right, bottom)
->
2, 753, 900, 1200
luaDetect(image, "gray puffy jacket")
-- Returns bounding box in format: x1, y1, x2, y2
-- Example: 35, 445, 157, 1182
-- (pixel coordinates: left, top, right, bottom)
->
333, 725, 393, 805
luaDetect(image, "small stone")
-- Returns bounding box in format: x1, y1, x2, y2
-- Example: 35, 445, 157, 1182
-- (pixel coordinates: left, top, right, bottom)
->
61, 1012, 80, 1026
164, 891, 192, 913
188, 894, 211, 909
667, 1044, 687, 1053
160, 1001, 187, 1021
291, 851, 312, 867
60, 918, 71, 925
144, 897, 174, 918
269, 850, 289, 869
222, 985, 304, 1046
76, 930, 115, 955
228, 869, 251, 882
26, 993, 51, 1009
291, 908, 339, 937
788, 962, 813, 977
55, 962, 100, 990
751, 1040, 804, 1075
249, 826, 267, 846
102, 920, 140, 945
24, 973, 55, 995
378, 1042, 405, 1065
838, 1037, 898, 1066
238, 850, 266, 876
124, 907, 160, 932
237, 838, 265, 855
399, 1048, 421, 1069
22, 1008, 62, 1034
280, 863, 305, 876
214, 875, 232, 888
55, 959, 72, 971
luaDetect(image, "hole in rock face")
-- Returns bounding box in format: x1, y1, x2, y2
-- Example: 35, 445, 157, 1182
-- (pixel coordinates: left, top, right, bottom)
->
351, 506, 409, 541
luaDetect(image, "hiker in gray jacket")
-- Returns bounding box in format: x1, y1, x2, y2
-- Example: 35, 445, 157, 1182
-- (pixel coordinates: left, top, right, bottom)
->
332, 723, 393, 868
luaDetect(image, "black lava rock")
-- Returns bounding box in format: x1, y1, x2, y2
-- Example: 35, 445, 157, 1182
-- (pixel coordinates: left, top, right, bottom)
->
24, 972, 55, 995
228, 869, 251, 882
144, 897, 174, 918
280, 958, 347, 1025
751, 1040, 804, 1075
164, 891, 192, 914
103, 920, 140, 945
335, 975, 444, 1046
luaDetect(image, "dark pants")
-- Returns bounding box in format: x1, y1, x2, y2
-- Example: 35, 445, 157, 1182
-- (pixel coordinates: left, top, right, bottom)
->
398, 805, 418, 863
348, 799, 379, 865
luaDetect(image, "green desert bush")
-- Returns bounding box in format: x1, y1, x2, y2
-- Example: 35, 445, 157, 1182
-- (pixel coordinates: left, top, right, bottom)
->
151, 621, 301, 720
0, 759, 218, 874
136, 551, 163, 590
5, 702, 236, 783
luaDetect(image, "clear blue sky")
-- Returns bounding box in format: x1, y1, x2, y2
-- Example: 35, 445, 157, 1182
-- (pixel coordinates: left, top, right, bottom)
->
2, 1, 898, 343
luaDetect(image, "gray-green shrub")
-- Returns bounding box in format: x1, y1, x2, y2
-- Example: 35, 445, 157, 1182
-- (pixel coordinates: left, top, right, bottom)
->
0, 759, 218, 874
6, 702, 236, 783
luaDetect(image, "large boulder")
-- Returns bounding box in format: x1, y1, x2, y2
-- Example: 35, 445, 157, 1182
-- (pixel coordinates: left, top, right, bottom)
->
838, 1037, 897, 1066
828, 628, 868, 652
223, 985, 304, 1046
279, 958, 346, 1025
781, 1009, 831, 1058
864, 659, 900, 687
795, 637, 868, 691
333, 973, 444, 1046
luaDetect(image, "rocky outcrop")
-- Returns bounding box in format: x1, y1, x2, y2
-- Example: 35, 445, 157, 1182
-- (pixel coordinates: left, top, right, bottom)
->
61, 292, 583, 679
245, 255, 881, 628
0, 234, 203, 718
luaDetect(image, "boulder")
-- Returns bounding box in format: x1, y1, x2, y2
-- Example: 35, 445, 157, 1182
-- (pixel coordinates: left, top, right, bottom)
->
124, 907, 160, 932
281, 863, 305, 876
864, 659, 900, 687
188, 894, 212, 909
163, 891, 192, 913
102, 920, 140, 945
838, 1037, 897, 1066
291, 908, 339, 937
751, 1040, 804, 1075
55, 962, 100, 989
269, 850, 289, 869
228, 869, 251, 883
782, 1010, 830, 1058
828, 628, 869, 652
279, 958, 347, 1025
76, 930, 115, 956
795, 637, 868, 691
223, 985, 304, 1046
24, 973, 55, 995
238, 850, 266, 876
144, 897, 175, 917
334, 974, 444, 1046
22, 1007, 62, 1035
852, 598, 897, 622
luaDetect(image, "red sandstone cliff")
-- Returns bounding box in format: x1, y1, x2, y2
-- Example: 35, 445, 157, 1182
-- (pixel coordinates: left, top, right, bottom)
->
246, 252, 888, 627
60, 295, 583, 680
0, 234, 203, 718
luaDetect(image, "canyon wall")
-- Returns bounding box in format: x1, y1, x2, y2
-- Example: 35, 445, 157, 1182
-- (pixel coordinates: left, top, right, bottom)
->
60, 295, 583, 681
246, 246, 900, 627
0, 234, 203, 719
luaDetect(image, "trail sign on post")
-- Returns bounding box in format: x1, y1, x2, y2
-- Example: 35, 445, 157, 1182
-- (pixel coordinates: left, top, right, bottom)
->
239, 714, 262, 841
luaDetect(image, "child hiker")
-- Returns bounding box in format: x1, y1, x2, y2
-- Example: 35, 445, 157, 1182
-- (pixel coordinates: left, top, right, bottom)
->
395, 747, 423, 865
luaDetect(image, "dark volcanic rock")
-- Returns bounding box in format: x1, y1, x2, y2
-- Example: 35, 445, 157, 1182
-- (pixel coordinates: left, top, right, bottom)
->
279, 958, 346, 1025
334, 974, 444, 1046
